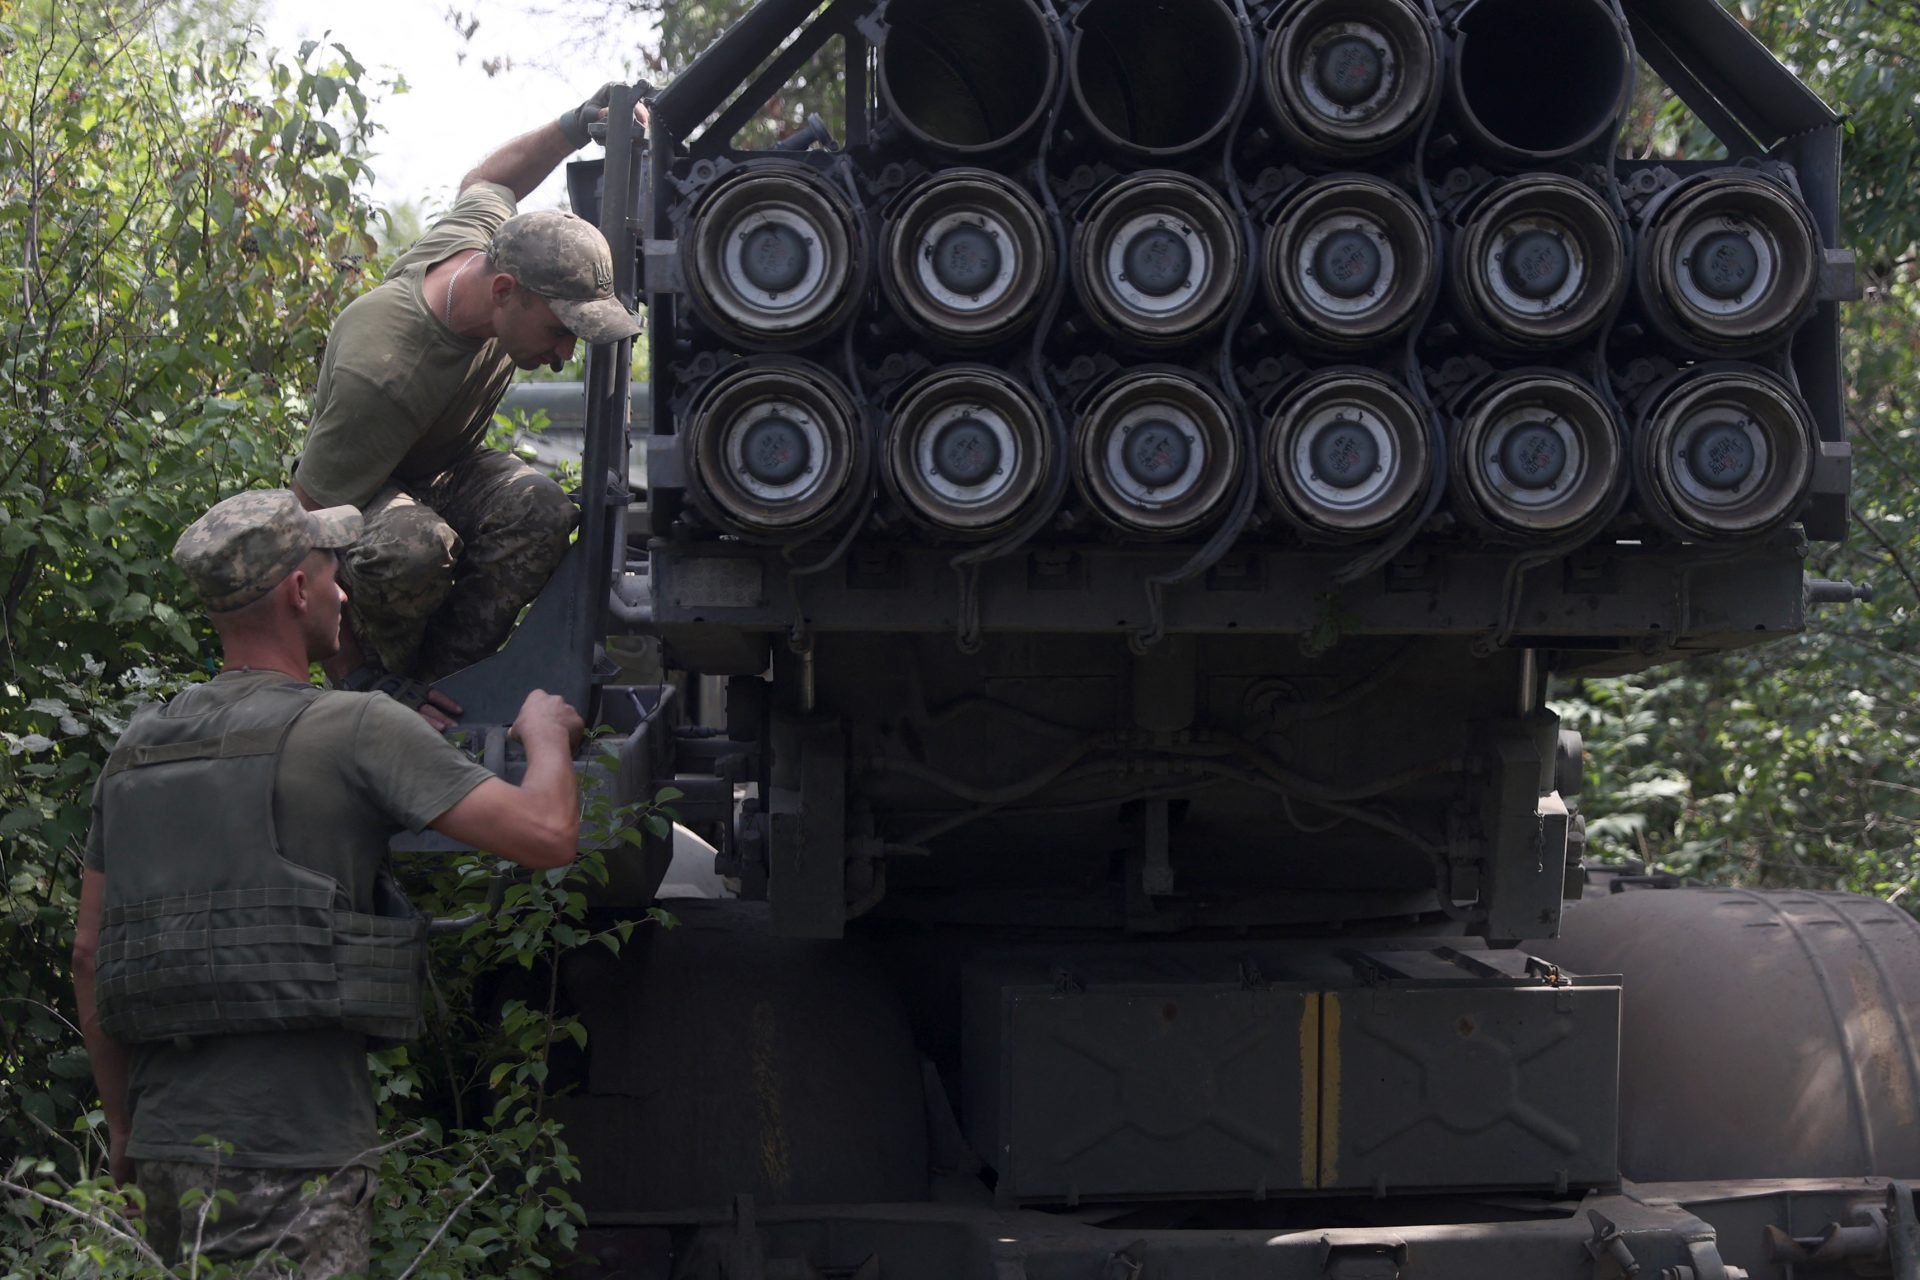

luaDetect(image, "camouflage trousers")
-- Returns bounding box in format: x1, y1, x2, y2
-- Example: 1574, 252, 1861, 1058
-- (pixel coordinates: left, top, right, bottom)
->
137, 1159, 373, 1278
342, 448, 576, 681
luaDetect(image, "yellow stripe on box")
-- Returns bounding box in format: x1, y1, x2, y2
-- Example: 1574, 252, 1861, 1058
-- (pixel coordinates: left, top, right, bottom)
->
1299, 992, 1320, 1188
1321, 991, 1342, 1187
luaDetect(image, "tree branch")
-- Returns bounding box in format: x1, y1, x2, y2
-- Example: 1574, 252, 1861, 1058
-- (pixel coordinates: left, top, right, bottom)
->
0, 1178, 181, 1276
392, 1169, 496, 1280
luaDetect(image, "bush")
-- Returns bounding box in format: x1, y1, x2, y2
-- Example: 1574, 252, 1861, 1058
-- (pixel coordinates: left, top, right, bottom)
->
0, 2, 676, 1273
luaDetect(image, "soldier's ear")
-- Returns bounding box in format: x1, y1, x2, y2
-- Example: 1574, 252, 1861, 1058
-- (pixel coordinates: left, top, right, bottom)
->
490, 273, 518, 306
283, 563, 312, 616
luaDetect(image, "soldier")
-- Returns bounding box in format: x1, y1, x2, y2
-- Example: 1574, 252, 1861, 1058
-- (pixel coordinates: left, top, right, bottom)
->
72, 489, 587, 1277
294, 86, 645, 714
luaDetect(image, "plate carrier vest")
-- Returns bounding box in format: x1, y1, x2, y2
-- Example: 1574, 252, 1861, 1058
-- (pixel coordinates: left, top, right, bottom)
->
94, 679, 428, 1046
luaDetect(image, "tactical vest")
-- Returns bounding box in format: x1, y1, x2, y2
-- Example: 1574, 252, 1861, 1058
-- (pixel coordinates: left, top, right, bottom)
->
94, 678, 428, 1046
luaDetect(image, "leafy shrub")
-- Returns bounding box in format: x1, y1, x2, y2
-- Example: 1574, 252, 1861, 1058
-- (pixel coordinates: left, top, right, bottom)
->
0, 2, 678, 1274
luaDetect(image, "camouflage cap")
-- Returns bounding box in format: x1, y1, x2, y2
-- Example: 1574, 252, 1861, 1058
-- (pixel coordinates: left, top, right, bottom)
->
490, 210, 644, 344
172, 489, 362, 613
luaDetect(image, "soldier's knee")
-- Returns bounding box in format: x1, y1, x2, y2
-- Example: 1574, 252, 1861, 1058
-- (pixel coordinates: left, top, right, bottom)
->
517, 472, 577, 545
489, 472, 576, 568
344, 503, 459, 617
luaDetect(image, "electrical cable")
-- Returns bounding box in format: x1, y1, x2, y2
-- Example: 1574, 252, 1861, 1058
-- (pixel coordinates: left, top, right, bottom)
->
1129, 0, 1263, 654
945, 0, 1079, 653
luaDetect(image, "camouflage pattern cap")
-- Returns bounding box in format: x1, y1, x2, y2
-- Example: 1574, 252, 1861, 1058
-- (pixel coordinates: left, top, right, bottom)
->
172, 489, 362, 613
490, 210, 644, 344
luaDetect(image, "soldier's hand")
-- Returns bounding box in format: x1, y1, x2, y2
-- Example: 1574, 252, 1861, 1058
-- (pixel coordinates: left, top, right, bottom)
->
510, 689, 586, 753
558, 82, 648, 148
418, 688, 462, 733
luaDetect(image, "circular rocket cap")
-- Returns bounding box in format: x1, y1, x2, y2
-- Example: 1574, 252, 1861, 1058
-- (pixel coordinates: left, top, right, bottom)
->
1453, 369, 1622, 541
1449, 174, 1626, 351
1264, 0, 1440, 158
1262, 368, 1429, 540
1074, 369, 1239, 538
1074, 172, 1243, 348
1123, 419, 1194, 485
1636, 171, 1820, 356
1316, 36, 1386, 107
1686, 420, 1756, 490
684, 163, 865, 351
1124, 228, 1194, 298
1499, 420, 1569, 490
1315, 230, 1384, 299
931, 225, 1003, 295
1690, 232, 1761, 301
685, 359, 866, 540
1502, 229, 1572, 300
740, 416, 812, 485
883, 169, 1054, 348
739, 223, 811, 294
883, 366, 1053, 538
1636, 364, 1814, 540
932, 417, 1004, 486
1264, 174, 1435, 351
1308, 417, 1383, 489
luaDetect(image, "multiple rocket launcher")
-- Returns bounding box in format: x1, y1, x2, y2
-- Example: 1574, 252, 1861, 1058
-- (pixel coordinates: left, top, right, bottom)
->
653, 0, 1828, 569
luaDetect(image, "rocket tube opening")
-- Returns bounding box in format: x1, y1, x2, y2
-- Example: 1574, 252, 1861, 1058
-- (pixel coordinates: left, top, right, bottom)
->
1453, 370, 1622, 539
1262, 369, 1430, 540
879, 0, 1058, 153
1636, 365, 1814, 540
1264, 0, 1439, 157
1263, 175, 1435, 351
882, 170, 1055, 348
883, 366, 1053, 538
1074, 172, 1244, 348
1450, 0, 1629, 162
1070, 0, 1250, 156
683, 163, 865, 350
1636, 172, 1821, 356
685, 360, 866, 539
1073, 369, 1240, 538
1449, 175, 1627, 350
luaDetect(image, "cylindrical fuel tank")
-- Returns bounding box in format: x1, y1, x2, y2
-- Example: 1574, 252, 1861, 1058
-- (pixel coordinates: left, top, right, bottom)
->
1535, 886, 1920, 1182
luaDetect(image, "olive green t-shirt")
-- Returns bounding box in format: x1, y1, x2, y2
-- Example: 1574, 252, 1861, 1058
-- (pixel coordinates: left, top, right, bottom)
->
298, 182, 521, 509
84, 670, 495, 1168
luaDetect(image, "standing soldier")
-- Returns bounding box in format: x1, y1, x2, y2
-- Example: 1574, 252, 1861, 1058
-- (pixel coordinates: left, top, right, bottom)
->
73, 489, 587, 1276
294, 86, 644, 711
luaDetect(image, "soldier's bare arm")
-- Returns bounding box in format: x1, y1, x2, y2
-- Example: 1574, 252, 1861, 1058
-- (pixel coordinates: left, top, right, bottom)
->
460, 121, 579, 201
72, 868, 133, 1184
460, 86, 648, 199
429, 690, 585, 868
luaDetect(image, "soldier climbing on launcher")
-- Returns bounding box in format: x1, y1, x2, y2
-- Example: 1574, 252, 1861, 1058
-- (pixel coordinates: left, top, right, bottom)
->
294, 87, 645, 723
73, 489, 587, 1276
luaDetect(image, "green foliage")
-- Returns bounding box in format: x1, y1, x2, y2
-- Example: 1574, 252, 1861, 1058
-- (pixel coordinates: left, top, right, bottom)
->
0, 0, 676, 1273
350, 776, 674, 1279
0, 0, 384, 1198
